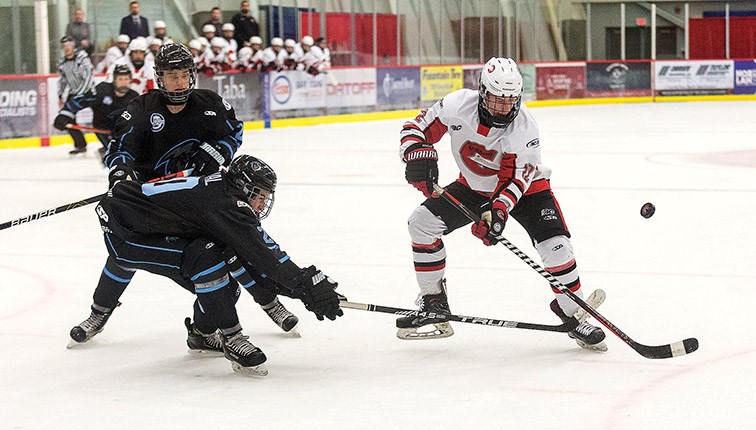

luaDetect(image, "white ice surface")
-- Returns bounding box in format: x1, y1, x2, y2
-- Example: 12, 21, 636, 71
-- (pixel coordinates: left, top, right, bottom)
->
1, 101, 755, 429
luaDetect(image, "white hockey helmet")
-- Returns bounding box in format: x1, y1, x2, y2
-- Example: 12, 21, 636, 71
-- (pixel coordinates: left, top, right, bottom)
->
250, 36, 263, 45
222, 23, 235, 32
116, 34, 131, 44
128, 38, 148, 52
237, 46, 253, 61
148, 37, 163, 47
284, 39, 296, 48
154, 20, 166, 29
188, 39, 203, 51
210, 37, 227, 49
270, 37, 283, 47
478, 57, 523, 128
202, 24, 216, 34
301, 35, 314, 46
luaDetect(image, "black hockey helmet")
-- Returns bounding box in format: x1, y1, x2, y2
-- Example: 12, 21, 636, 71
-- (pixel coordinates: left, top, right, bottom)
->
226, 155, 277, 219
154, 43, 197, 105
112, 64, 131, 77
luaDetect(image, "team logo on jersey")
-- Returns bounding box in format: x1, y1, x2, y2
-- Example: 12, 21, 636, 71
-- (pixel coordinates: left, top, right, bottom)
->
526, 138, 540, 148
222, 98, 232, 111
121, 110, 132, 120
204, 110, 216, 116
150, 113, 165, 132
459, 141, 499, 176
103, 96, 113, 105
237, 200, 250, 209
451, 124, 462, 131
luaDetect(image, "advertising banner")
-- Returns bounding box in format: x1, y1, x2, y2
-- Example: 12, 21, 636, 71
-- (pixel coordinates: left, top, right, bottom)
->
326, 68, 377, 108
655, 60, 734, 95
734, 60, 756, 94
269, 71, 327, 111
420, 66, 463, 101
196, 72, 264, 121
586, 61, 652, 97
377, 67, 421, 109
536, 63, 585, 100
0, 77, 47, 139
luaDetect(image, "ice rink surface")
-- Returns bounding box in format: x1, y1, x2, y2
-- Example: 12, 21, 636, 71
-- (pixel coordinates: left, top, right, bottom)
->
1, 101, 755, 429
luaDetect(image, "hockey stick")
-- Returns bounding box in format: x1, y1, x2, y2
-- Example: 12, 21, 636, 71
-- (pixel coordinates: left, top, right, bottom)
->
432, 183, 699, 359
340, 300, 578, 333
65, 124, 112, 134
0, 169, 193, 231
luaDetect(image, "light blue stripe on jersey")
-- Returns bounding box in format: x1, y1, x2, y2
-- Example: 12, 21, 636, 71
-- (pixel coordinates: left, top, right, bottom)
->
191, 261, 225, 281
103, 267, 132, 283
195, 278, 229, 294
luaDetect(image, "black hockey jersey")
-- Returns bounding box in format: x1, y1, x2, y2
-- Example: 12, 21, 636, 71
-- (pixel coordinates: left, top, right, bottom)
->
105, 89, 243, 180
97, 171, 301, 288
61, 81, 139, 130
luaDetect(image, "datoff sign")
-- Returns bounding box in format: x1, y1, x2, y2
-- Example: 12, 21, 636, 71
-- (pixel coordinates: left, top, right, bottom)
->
325, 68, 377, 108
270, 71, 327, 111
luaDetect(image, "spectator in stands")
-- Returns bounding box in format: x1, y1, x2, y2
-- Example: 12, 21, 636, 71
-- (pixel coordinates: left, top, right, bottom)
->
96, 34, 130, 73
232, 1, 260, 49
152, 20, 173, 44
221, 23, 238, 54
65, 7, 93, 56
203, 7, 224, 38
120, 1, 149, 40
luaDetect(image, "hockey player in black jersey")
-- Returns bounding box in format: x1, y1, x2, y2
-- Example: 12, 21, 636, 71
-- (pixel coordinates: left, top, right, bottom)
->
53, 64, 139, 159
76, 155, 342, 374
70, 43, 299, 347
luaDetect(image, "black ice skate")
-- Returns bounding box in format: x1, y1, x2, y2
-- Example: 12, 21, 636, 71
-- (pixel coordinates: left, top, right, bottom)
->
261, 298, 300, 336
69, 147, 87, 157
396, 282, 454, 340
184, 318, 223, 355
67, 305, 114, 348
551, 294, 607, 352
221, 331, 268, 376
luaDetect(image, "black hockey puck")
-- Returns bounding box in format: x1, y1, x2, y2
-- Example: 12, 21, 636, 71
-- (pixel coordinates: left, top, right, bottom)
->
640, 202, 655, 218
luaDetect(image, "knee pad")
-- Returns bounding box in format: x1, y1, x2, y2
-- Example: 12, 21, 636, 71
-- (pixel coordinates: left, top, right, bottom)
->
408, 205, 447, 244
535, 235, 574, 270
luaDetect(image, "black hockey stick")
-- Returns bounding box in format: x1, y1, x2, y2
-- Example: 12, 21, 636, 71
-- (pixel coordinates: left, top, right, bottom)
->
0, 169, 193, 231
432, 183, 699, 359
340, 300, 578, 333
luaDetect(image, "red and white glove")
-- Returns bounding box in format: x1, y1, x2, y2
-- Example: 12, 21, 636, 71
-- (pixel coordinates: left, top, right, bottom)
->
471, 199, 508, 246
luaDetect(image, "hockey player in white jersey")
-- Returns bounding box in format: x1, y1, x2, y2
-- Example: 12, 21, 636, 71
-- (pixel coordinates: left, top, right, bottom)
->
96, 34, 130, 74
261, 37, 284, 71
396, 58, 606, 352
108, 38, 155, 94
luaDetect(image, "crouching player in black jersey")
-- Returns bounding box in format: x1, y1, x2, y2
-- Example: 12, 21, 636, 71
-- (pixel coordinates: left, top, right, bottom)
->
53, 64, 139, 160
71, 43, 301, 345
73, 155, 343, 375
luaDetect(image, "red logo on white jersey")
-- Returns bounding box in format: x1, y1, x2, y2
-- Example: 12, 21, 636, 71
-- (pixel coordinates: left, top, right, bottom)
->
459, 141, 499, 176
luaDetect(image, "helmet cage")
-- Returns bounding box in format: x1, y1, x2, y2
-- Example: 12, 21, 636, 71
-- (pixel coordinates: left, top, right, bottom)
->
478, 83, 521, 128
227, 155, 277, 220
155, 44, 197, 105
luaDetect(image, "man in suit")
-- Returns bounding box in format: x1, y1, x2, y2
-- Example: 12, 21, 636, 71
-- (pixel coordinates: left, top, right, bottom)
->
120, 1, 149, 40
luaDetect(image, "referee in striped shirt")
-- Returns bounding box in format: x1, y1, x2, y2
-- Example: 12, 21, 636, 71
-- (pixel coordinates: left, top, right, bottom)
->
57, 36, 94, 154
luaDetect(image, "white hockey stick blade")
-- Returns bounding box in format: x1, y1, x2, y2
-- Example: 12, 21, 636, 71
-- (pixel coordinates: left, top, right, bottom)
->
231, 362, 269, 377
397, 322, 454, 340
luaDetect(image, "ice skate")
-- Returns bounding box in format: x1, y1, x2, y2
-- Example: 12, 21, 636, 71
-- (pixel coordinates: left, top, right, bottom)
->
69, 147, 87, 157
68, 305, 114, 348
396, 281, 454, 340
261, 298, 300, 336
221, 331, 268, 376
184, 318, 224, 355
551, 289, 607, 352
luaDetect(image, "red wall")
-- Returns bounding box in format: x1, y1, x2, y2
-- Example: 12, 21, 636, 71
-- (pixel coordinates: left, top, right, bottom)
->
690, 17, 756, 59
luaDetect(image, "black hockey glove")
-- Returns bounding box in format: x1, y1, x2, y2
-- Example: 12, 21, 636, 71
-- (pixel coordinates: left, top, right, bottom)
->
297, 266, 343, 321
471, 199, 508, 246
53, 113, 75, 131
404, 143, 439, 198
192, 142, 231, 176
108, 164, 137, 188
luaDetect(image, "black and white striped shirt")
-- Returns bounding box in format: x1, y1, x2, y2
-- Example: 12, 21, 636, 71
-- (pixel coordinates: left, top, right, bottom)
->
57, 50, 94, 99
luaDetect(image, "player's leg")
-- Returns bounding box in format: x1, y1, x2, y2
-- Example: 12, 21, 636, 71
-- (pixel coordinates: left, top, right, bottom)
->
397, 181, 487, 338
511, 188, 606, 351
67, 127, 87, 155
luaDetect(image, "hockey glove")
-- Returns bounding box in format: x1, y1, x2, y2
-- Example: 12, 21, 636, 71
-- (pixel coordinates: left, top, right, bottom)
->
297, 266, 343, 321
108, 164, 136, 188
404, 143, 439, 198
192, 142, 231, 176
471, 199, 508, 246
53, 113, 75, 131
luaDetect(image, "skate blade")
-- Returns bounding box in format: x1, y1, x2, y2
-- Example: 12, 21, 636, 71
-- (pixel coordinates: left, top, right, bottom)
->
284, 325, 301, 338
66, 339, 85, 349
396, 322, 454, 340
576, 339, 608, 353
573, 289, 606, 323
231, 362, 269, 377
187, 349, 225, 357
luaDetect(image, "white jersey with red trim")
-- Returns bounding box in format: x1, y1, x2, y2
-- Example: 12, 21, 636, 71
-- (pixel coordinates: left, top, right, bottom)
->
108, 56, 155, 95
400, 88, 550, 212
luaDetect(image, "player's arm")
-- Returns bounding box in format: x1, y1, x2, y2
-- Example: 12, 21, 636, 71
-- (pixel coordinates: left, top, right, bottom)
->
399, 98, 449, 197
192, 95, 244, 175
103, 100, 148, 186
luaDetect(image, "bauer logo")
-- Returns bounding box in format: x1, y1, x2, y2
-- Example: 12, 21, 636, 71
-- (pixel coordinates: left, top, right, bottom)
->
272, 75, 292, 104
121, 110, 131, 120
150, 113, 165, 132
